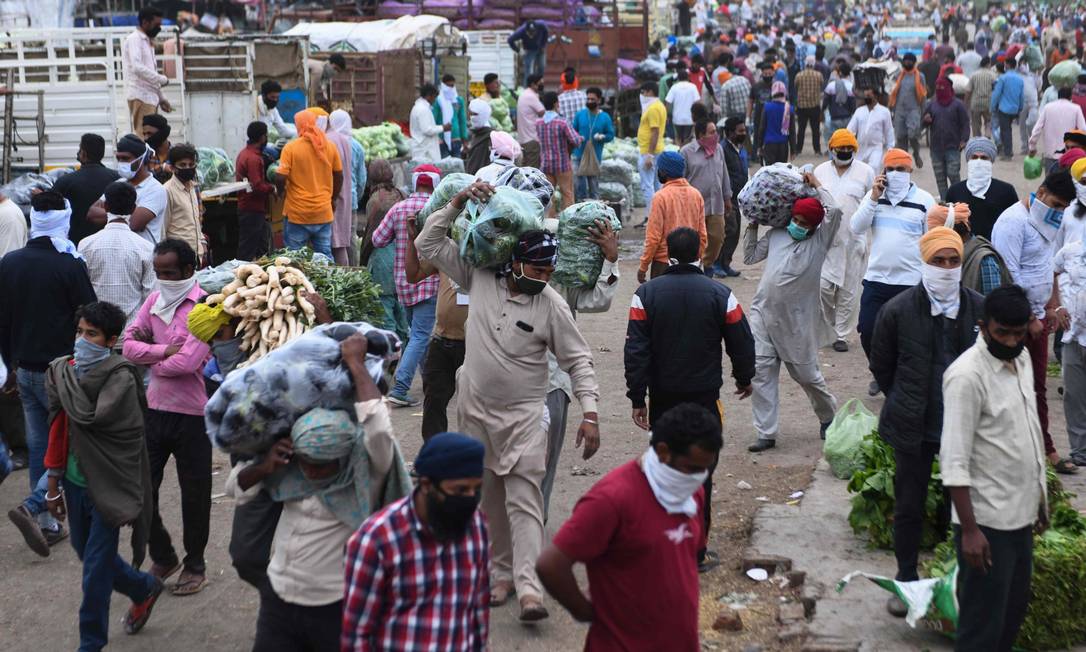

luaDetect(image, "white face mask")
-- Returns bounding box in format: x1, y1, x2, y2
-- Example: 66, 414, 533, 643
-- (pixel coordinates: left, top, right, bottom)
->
1075, 181, 1086, 208
884, 170, 911, 204
921, 263, 962, 318
151, 276, 197, 324
640, 94, 656, 114
640, 447, 707, 517
116, 154, 143, 180
966, 159, 993, 198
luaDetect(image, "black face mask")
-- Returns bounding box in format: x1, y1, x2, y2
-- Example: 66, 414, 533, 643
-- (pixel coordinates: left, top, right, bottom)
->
264, 96, 278, 109
174, 167, 197, 183
903, 61, 915, 70
984, 331, 1026, 360
145, 130, 168, 149
865, 96, 876, 106
425, 487, 480, 541
145, 24, 161, 38
732, 133, 747, 144
512, 265, 548, 295
586, 101, 598, 110
762, 76, 774, 84
833, 149, 853, 163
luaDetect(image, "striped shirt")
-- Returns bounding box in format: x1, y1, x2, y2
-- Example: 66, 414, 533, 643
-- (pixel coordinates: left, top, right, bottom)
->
850, 184, 936, 286
717, 75, 751, 120
967, 68, 998, 112
371, 192, 440, 306
558, 89, 587, 120
536, 116, 583, 174
794, 69, 824, 109
77, 221, 155, 329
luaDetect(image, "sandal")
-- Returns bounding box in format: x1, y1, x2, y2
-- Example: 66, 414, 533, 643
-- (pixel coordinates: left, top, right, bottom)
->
489, 581, 514, 607
518, 596, 549, 622
148, 561, 182, 582
697, 550, 721, 574
1054, 458, 1079, 475
171, 570, 207, 596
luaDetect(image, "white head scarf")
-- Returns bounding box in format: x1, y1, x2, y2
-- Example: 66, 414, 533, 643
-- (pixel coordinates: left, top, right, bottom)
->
468, 98, 492, 130
329, 109, 352, 136
315, 115, 329, 131
30, 199, 81, 259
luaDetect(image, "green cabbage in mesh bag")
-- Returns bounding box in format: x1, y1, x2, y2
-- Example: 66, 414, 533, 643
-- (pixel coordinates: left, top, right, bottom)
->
416, 173, 475, 228
454, 186, 543, 268
552, 201, 622, 288
196, 147, 234, 187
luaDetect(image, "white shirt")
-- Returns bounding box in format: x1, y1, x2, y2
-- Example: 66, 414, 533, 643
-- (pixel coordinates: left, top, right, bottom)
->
225, 399, 397, 606
665, 81, 701, 126
121, 29, 166, 105
850, 183, 935, 286
956, 50, 983, 77
409, 97, 443, 162
846, 103, 894, 169
77, 221, 155, 328
1055, 240, 1086, 346
991, 201, 1055, 318
0, 198, 27, 259
100, 175, 168, 246
941, 341, 1047, 531
257, 96, 297, 139
815, 159, 875, 287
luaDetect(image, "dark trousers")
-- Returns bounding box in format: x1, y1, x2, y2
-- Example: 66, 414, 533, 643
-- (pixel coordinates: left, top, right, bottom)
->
228, 487, 282, 591
762, 141, 789, 165
892, 442, 944, 581
1025, 323, 1055, 456
795, 107, 822, 154
954, 524, 1033, 652
237, 211, 271, 262
717, 201, 741, 268
996, 111, 1015, 156
858, 280, 912, 359
420, 336, 466, 441
253, 584, 342, 652
65, 480, 157, 652
648, 389, 721, 561
146, 409, 212, 574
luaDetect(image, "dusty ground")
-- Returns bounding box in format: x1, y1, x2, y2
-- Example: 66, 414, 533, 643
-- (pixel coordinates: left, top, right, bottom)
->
0, 149, 1077, 652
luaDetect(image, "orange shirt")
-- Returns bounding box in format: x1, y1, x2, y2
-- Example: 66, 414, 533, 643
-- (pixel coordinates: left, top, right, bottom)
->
639, 178, 707, 271
278, 137, 343, 224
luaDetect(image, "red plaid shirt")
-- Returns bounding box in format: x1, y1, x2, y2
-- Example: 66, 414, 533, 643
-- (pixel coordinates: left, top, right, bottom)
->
341, 494, 490, 652
535, 116, 583, 174
371, 192, 440, 306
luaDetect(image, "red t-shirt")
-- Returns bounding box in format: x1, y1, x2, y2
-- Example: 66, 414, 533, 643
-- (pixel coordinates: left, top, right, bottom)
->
688, 69, 707, 96
553, 459, 703, 652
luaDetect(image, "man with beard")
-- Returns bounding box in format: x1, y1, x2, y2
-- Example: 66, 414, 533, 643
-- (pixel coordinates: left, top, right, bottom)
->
122, 7, 172, 133
342, 432, 489, 651
257, 80, 297, 139
889, 53, 928, 168
945, 137, 1019, 241
847, 86, 894, 170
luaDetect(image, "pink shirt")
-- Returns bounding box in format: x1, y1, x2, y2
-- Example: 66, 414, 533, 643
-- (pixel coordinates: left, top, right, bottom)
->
516, 88, 545, 144
122, 29, 167, 105
122, 284, 210, 416
1029, 98, 1086, 158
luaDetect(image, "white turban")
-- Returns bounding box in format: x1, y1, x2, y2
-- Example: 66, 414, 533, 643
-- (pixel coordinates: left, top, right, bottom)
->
329, 109, 352, 136
30, 199, 81, 259
469, 98, 493, 130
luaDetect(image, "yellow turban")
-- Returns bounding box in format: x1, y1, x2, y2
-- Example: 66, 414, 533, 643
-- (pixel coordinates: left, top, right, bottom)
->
882, 148, 914, 169
306, 106, 329, 117
926, 202, 971, 230
918, 226, 963, 262
187, 303, 232, 343
1071, 156, 1086, 182
827, 129, 859, 149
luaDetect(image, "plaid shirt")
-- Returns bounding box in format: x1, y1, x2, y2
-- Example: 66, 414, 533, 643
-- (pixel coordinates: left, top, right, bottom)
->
979, 254, 1002, 296
558, 89, 587, 120
717, 75, 751, 119
341, 494, 489, 652
536, 116, 584, 174
371, 192, 440, 306
968, 68, 997, 112
794, 69, 824, 109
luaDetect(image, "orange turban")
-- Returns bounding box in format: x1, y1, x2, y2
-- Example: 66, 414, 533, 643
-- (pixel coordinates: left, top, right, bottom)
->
827, 129, 859, 149
294, 110, 331, 165
882, 148, 914, 169
918, 226, 963, 262
926, 202, 971, 230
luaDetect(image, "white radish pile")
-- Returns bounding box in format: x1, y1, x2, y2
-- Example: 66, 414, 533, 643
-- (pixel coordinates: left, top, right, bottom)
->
205, 257, 317, 364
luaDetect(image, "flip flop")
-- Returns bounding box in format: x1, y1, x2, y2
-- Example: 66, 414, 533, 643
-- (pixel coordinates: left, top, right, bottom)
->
489, 581, 514, 607
1054, 458, 1079, 475
171, 571, 207, 596
149, 561, 182, 582
698, 550, 721, 574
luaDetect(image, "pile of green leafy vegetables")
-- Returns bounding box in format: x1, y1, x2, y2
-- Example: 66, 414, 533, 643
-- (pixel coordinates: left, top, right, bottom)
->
846, 431, 946, 550
923, 470, 1086, 651
260, 248, 383, 326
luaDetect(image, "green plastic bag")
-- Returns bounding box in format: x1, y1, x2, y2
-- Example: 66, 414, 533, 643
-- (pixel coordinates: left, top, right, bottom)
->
823, 398, 876, 479
454, 186, 544, 268
837, 567, 959, 635
1024, 155, 1043, 180
416, 173, 475, 228
552, 201, 622, 288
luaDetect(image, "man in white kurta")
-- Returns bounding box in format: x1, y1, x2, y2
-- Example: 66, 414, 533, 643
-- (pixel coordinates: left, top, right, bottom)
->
409, 87, 448, 163
847, 87, 895, 170
744, 174, 841, 452
416, 183, 600, 621
816, 129, 876, 351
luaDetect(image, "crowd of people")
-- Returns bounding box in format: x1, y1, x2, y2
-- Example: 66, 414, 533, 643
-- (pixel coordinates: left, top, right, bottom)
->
0, 2, 1085, 652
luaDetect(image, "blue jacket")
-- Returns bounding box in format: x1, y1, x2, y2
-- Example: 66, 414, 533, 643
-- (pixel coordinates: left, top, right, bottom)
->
508, 22, 548, 52
571, 108, 615, 160
991, 70, 1025, 115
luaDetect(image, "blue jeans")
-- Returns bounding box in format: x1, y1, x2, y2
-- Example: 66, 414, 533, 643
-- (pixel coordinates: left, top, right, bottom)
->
857, 280, 912, 359
575, 174, 600, 201
65, 479, 158, 652
639, 154, 660, 213
17, 368, 56, 529
522, 49, 545, 87
283, 221, 332, 259
392, 295, 437, 398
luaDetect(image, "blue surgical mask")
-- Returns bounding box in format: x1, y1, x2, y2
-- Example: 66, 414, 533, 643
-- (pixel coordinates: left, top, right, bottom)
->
73, 337, 111, 376
786, 221, 810, 240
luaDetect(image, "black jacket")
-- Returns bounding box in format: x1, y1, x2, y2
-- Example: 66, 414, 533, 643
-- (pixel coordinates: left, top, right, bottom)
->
869, 283, 983, 453
0, 237, 97, 372
724, 141, 748, 200
624, 264, 755, 408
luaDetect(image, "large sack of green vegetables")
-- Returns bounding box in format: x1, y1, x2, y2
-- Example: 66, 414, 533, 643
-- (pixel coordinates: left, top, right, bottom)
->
823, 399, 877, 479
599, 182, 629, 203
196, 147, 235, 186
602, 138, 641, 169
552, 201, 621, 288
452, 186, 544, 268
1049, 59, 1081, 89
489, 97, 514, 132
416, 173, 475, 227
600, 158, 638, 186
352, 122, 408, 162
433, 156, 465, 176
205, 322, 400, 455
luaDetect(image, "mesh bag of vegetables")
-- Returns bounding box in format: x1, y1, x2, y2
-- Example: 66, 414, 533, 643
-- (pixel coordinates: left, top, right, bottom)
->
737, 162, 818, 227
598, 182, 629, 203
205, 322, 400, 455
433, 156, 466, 175
552, 201, 621, 288
489, 97, 514, 132
196, 147, 234, 186
453, 186, 544, 268
353, 122, 404, 162
495, 165, 554, 208
600, 158, 637, 186
416, 172, 476, 228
